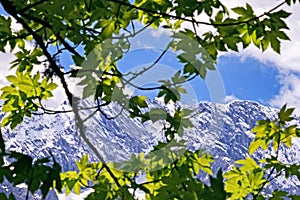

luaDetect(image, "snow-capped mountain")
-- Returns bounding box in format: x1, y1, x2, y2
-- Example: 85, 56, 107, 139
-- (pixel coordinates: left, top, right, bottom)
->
1, 100, 300, 199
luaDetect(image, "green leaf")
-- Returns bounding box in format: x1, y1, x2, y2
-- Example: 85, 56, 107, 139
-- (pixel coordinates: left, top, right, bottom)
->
274, 10, 291, 19
72, 55, 84, 66
277, 31, 290, 40
129, 96, 148, 108
270, 36, 281, 53
236, 157, 258, 171
46, 82, 58, 90
86, 183, 112, 200
193, 153, 214, 175
148, 108, 167, 123
6, 75, 19, 83
202, 169, 226, 199
0, 193, 16, 200
232, 7, 247, 15
261, 37, 270, 51
270, 190, 289, 200
248, 139, 262, 155
214, 11, 223, 23
101, 20, 116, 39
76, 154, 88, 171
279, 104, 295, 122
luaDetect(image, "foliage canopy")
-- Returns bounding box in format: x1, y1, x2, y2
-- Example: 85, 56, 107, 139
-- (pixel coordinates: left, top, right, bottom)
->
0, 0, 300, 199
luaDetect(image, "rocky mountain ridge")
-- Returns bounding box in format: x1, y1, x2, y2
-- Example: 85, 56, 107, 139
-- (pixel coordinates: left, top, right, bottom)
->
1, 100, 299, 199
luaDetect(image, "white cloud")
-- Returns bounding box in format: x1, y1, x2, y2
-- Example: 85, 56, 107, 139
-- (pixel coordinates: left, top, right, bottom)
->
223, 94, 239, 104
177, 1, 300, 109
150, 27, 170, 38
269, 73, 300, 112
42, 79, 69, 108
216, 1, 300, 109
0, 18, 19, 80
0, 48, 68, 109
2, 2, 300, 110
0, 51, 15, 87
218, 1, 300, 73
10, 17, 22, 32
0, 50, 18, 107
0, 46, 67, 110
129, 28, 171, 50
0, 16, 68, 109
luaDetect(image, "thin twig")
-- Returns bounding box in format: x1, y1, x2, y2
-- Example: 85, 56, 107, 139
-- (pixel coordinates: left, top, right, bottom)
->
253, 135, 282, 199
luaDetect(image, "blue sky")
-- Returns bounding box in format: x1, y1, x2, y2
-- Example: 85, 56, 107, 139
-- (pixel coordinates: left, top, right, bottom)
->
217, 56, 280, 104
116, 45, 280, 105
115, 26, 288, 107
0, 2, 300, 110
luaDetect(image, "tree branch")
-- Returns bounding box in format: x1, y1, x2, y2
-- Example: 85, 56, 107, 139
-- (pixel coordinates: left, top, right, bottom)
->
253, 135, 282, 199
108, 0, 287, 27
0, 0, 122, 188
17, 0, 49, 13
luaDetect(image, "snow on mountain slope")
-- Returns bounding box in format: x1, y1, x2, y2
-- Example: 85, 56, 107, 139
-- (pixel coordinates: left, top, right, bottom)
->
0, 100, 299, 199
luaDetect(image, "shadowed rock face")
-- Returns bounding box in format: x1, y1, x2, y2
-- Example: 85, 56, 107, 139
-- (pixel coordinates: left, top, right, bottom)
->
1, 100, 299, 199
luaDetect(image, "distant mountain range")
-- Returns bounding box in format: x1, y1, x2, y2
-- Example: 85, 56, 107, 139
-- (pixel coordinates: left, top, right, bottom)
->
1, 100, 299, 199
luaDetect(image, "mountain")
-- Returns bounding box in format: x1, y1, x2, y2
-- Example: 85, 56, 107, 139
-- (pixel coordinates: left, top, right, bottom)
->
1, 100, 300, 199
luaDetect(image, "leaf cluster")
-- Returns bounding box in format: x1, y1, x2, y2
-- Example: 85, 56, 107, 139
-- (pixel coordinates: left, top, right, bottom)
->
1, 71, 58, 129
0, 140, 61, 199
0, 0, 300, 199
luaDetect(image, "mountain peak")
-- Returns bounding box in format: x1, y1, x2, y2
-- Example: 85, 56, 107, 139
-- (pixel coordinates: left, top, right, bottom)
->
1, 100, 299, 198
